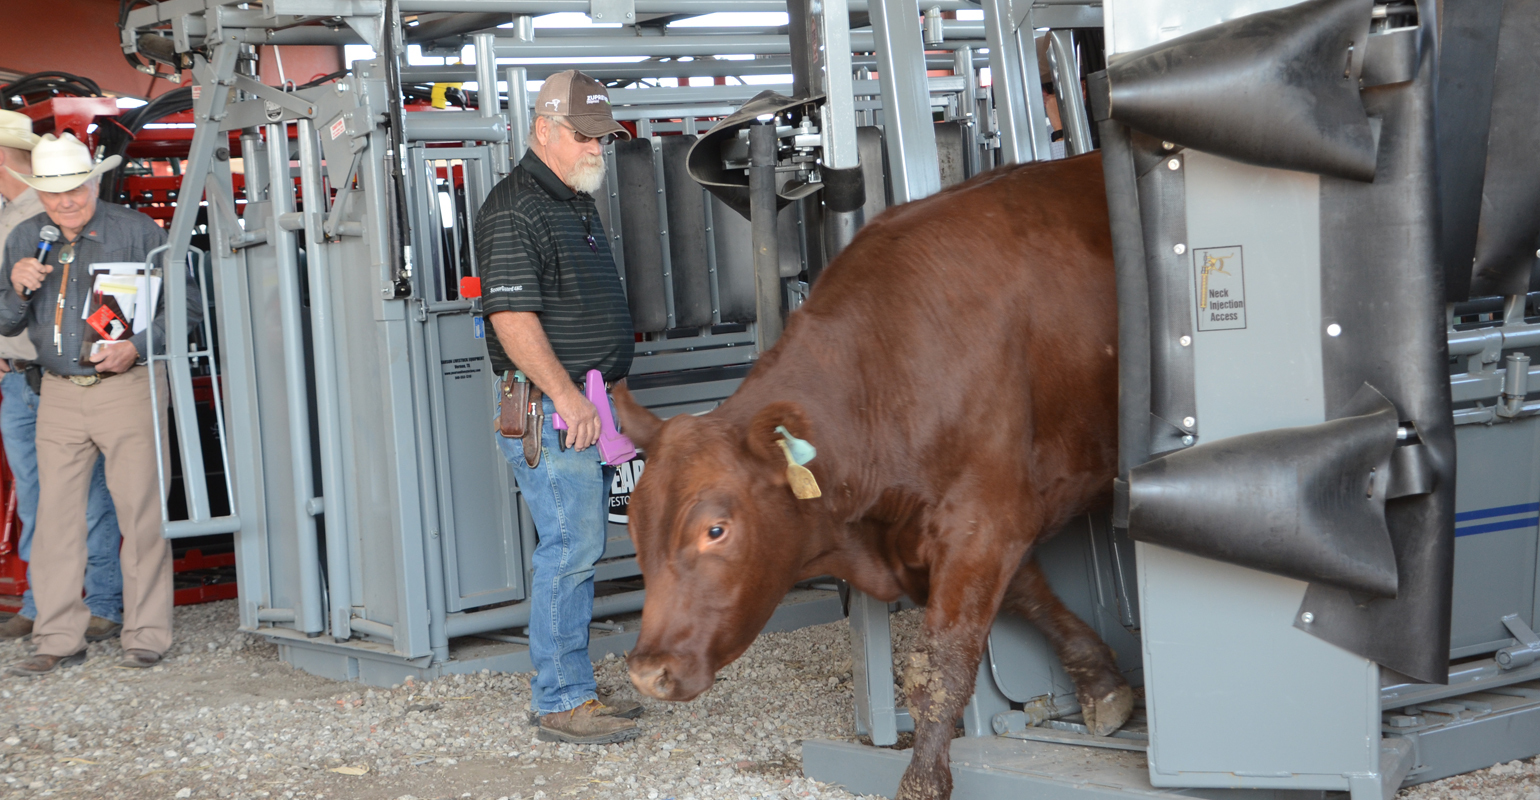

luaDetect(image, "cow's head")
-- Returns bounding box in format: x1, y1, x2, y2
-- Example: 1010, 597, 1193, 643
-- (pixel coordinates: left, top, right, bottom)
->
615, 384, 821, 702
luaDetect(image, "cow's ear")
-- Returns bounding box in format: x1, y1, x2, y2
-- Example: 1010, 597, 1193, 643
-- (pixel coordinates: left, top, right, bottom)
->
746, 401, 813, 464
614, 381, 662, 452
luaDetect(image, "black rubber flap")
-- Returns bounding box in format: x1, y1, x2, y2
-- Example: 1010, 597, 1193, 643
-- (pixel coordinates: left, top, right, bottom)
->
614, 138, 668, 333
1433, 0, 1505, 302
1468, 0, 1540, 299
1104, 0, 1376, 181
686, 90, 825, 221
1128, 382, 1400, 598
1304, 14, 1456, 684
1134, 135, 1196, 456
822, 164, 865, 213
661, 135, 713, 328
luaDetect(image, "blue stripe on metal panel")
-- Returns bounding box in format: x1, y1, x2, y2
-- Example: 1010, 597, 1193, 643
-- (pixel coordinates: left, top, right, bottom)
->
1454, 502, 1540, 522
1455, 516, 1540, 537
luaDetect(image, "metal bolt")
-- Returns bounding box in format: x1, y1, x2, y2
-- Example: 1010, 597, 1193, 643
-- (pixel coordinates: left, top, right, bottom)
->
1181, 435, 1194, 446
625, 10, 634, 17
1173, 243, 1187, 255
1162, 141, 1175, 151
1327, 323, 1342, 337
1182, 416, 1196, 428
1179, 335, 1192, 347
1301, 612, 1315, 624
1167, 158, 1181, 170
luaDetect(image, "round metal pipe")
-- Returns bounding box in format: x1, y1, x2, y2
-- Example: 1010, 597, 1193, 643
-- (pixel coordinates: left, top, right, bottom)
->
402, 53, 985, 83
402, 110, 509, 142
491, 29, 983, 59
749, 120, 783, 351
296, 117, 358, 643
268, 119, 326, 637
401, 0, 976, 12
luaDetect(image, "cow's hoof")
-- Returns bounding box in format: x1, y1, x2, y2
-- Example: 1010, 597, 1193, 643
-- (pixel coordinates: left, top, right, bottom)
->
1082, 684, 1135, 737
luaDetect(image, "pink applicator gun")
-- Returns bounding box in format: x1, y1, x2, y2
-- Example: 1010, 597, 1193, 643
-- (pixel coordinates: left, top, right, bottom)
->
551, 369, 637, 466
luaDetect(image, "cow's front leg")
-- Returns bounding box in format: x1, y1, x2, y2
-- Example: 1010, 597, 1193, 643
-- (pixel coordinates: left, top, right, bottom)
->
895, 545, 1024, 800
1003, 557, 1133, 736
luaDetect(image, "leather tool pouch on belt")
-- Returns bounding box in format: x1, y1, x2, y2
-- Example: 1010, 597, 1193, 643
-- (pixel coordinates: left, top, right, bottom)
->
496, 371, 543, 468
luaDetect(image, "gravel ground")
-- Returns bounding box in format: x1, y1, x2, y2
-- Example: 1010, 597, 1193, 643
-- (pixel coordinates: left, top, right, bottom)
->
0, 602, 1534, 800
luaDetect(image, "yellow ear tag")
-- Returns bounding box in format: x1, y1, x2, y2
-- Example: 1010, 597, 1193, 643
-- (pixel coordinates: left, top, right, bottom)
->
777, 440, 822, 500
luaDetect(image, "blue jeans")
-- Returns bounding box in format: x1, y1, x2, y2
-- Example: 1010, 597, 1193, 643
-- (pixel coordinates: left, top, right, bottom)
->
1, 370, 124, 623
494, 392, 614, 715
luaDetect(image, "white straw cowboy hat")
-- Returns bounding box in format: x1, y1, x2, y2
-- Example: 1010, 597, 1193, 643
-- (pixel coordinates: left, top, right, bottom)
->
5, 132, 121, 193
0, 109, 40, 151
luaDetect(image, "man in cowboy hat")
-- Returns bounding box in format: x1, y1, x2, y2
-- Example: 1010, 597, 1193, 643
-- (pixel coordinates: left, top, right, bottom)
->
474, 70, 642, 744
0, 112, 127, 646
0, 131, 199, 675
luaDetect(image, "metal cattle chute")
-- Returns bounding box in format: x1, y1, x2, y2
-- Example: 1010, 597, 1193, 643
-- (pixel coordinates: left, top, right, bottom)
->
803, 0, 1540, 798
119, 0, 1020, 684
123, 0, 1540, 795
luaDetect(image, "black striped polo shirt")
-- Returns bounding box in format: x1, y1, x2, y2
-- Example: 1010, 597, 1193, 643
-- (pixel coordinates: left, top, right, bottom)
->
475, 150, 634, 384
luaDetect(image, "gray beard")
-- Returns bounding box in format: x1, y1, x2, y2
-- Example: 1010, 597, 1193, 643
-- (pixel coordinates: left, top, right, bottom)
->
569, 156, 606, 195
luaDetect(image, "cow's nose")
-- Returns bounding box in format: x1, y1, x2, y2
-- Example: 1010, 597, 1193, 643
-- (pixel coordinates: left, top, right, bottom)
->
628, 658, 674, 700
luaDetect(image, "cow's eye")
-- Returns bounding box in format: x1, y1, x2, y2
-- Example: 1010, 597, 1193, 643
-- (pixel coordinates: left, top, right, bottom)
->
707, 526, 726, 540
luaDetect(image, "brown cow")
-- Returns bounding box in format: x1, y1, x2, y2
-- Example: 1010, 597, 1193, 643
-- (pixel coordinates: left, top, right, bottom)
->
615, 152, 1129, 800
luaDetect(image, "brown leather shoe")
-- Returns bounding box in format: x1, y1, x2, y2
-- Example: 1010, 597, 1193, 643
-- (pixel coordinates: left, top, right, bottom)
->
0, 614, 33, 639
6, 649, 86, 677
117, 649, 162, 669
527, 691, 643, 725
536, 699, 642, 744
84, 616, 123, 643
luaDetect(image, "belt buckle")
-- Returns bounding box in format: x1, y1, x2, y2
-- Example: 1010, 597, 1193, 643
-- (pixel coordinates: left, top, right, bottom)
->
68, 374, 101, 387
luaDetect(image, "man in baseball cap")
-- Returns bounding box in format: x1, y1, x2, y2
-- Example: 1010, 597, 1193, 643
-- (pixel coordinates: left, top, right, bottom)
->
472, 70, 641, 743
0, 118, 128, 649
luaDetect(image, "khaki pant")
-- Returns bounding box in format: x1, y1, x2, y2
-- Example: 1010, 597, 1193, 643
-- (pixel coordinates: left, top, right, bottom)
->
30, 366, 171, 657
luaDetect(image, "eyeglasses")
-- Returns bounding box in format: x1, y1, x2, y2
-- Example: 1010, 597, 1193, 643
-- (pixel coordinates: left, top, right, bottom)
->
550, 118, 615, 146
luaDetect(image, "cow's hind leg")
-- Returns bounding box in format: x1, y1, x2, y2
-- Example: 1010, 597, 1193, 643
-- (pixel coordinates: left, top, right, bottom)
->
895, 543, 1026, 800
1002, 558, 1133, 736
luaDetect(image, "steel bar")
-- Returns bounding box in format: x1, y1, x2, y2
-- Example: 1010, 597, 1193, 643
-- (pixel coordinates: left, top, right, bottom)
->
849, 590, 899, 746
749, 121, 783, 350
297, 116, 357, 642
443, 589, 649, 638
870, 0, 940, 202
474, 32, 511, 175
402, 110, 509, 141
402, 52, 985, 83
491, 29, 982, 59
1047, 29, 1092, 155
348, 616, 395, 640
268, 119, 327, 637
399, 0, 977, 12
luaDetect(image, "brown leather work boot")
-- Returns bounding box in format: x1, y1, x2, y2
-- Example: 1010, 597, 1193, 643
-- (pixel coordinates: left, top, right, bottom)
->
117, 649, 163, 669
84, 616, 123, 643
6, 649, 87, 677
0, 614, 33, 639
537, 699, 642, 745
527, 691, 643, 725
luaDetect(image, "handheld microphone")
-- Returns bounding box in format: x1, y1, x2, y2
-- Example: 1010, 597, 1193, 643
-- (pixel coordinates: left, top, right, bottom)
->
22, 225, 60, 299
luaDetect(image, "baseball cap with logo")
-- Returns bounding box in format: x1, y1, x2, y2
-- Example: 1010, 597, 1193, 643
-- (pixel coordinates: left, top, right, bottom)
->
533, 70, 631, 141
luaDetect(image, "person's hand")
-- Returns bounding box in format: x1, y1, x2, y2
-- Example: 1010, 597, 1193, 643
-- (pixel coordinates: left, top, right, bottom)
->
90, 340, 139, 374
552, 388, 601, 451
10, 258, 51, 296
0, 360, 10, 374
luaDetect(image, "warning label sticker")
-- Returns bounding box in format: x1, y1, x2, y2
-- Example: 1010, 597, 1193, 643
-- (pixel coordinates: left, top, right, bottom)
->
1192, 245, 1246, 331
330, 117, 347, 140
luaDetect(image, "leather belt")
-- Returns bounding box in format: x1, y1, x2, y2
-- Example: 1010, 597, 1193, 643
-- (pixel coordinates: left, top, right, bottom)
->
47, 370, 115, 387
